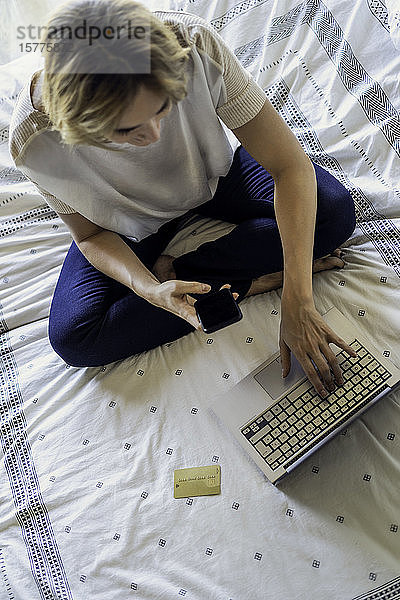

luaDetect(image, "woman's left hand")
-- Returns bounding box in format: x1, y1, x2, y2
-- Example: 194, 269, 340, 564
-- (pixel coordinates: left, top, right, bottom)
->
279, 296, 357, 397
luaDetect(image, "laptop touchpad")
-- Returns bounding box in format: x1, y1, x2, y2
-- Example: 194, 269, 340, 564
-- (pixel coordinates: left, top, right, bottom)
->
254, 354, 306, 401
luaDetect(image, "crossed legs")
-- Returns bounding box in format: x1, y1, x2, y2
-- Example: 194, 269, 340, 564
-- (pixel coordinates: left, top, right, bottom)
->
48, 146, 356, 367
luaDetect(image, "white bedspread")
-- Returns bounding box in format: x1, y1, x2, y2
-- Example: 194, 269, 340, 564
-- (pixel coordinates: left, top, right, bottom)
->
1, 1, 399, 599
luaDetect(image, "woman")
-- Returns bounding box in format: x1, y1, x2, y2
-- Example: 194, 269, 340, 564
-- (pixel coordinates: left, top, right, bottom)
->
10, 0, 357, 398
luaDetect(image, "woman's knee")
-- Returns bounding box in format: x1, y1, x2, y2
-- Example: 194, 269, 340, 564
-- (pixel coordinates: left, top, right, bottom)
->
48, 312, 99, 367
48, 292, 116, 367
49, 320, 134, 368
48, 298, 193, 367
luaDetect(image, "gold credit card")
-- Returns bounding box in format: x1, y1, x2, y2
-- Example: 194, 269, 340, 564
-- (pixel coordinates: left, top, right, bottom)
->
174, 465, 221, 499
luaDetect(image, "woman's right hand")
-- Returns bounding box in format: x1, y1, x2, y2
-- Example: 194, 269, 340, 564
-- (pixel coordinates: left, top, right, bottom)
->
146, 280, 239, 330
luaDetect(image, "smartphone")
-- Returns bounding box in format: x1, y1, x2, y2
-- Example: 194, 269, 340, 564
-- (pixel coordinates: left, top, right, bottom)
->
194, 287, 243, 334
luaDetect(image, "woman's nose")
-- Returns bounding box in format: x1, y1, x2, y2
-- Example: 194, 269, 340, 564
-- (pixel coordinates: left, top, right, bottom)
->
141, 119, 161, 143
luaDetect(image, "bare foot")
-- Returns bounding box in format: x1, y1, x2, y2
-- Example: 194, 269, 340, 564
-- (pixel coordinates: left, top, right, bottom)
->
244, 249, 345, 298
152, 254, 177, 282
152, 249, 346, 296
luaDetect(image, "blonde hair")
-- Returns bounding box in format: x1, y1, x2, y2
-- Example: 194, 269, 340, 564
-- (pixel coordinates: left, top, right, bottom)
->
39, 0, 191, 152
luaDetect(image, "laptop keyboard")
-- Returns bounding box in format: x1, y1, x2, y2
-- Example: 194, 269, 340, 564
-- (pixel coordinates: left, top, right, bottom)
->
241, 340, 392, 471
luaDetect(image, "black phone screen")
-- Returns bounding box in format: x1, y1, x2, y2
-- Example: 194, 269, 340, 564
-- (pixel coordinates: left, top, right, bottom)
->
194, 288, 242, 332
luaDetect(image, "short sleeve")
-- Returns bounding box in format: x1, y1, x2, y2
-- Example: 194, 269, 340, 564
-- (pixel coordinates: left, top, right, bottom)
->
186, 17, 267, 129
31, 180, 76, 214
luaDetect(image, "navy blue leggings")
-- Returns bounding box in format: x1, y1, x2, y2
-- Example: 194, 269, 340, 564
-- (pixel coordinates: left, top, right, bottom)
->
48, 145, 356, 367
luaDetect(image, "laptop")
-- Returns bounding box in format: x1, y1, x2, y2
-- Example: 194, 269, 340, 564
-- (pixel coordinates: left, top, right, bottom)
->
210, 307, 400, 484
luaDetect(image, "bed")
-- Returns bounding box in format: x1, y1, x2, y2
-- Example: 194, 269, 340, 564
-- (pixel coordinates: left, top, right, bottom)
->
1, 1, 399, 598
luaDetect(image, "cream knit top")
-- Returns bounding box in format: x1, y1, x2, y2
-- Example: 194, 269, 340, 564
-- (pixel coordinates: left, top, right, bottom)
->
9, 10, 266, 242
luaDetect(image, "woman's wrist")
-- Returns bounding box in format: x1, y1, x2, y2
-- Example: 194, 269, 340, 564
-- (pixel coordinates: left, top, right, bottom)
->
283, 259, 313, 295
132, 278, 160, 301
282, 281, 314, 307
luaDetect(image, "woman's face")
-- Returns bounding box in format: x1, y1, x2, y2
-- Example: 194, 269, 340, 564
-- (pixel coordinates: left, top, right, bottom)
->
108, 84, 172, 146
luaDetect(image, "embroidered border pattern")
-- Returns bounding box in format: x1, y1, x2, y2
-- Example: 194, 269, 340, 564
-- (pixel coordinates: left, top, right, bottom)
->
212, 1, 400, 274
0, 127, 9, 143
0, 206, 59, 237
352, 575, 400, 600
0, 321, 73, 599
211, 0, 271, 30
213, 0, 400, 158
0, 167, 27, 186
266, 78, 400, 276
367, 0, 390, 32
0, 548, 15, 600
